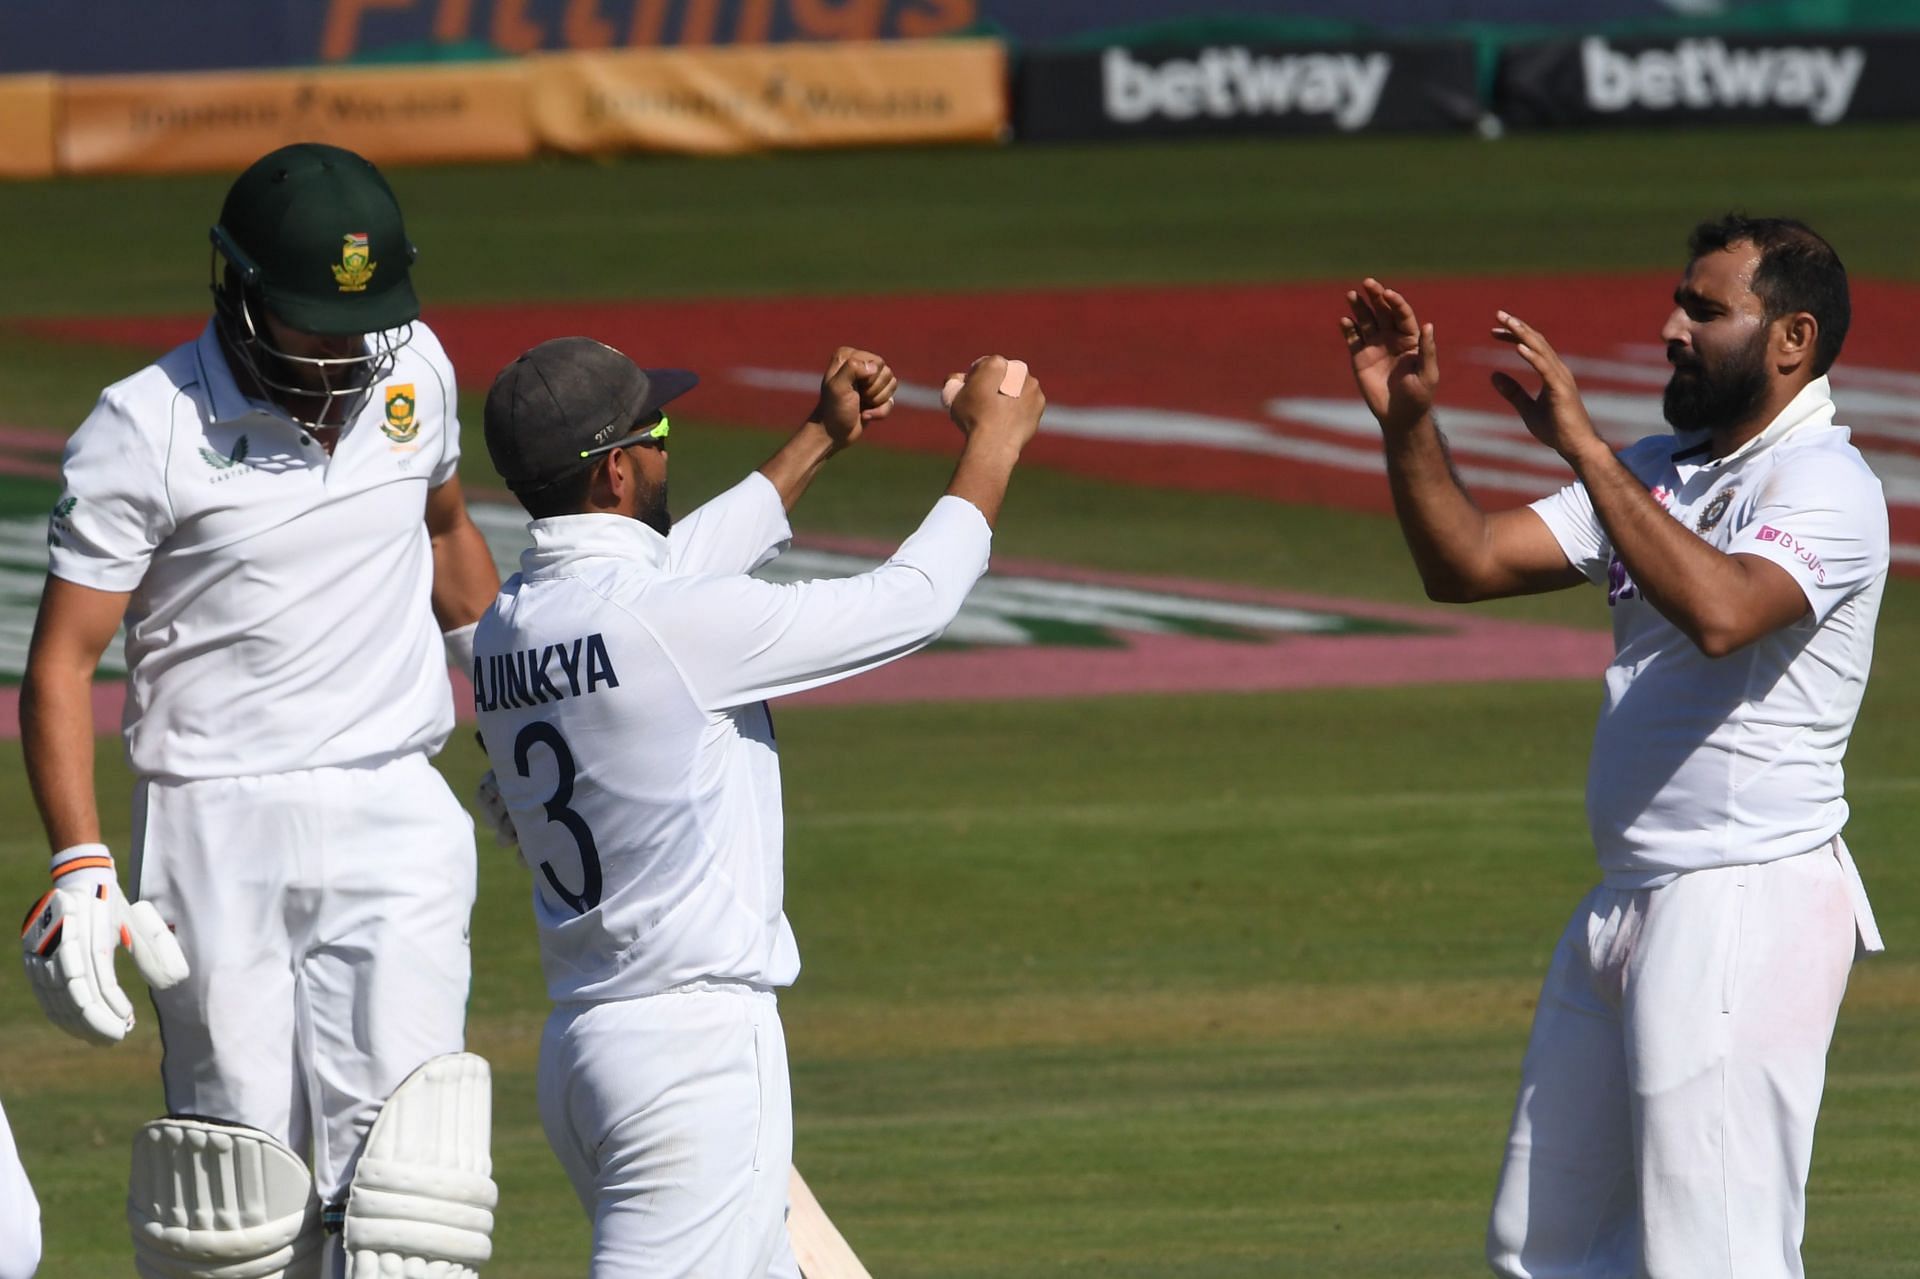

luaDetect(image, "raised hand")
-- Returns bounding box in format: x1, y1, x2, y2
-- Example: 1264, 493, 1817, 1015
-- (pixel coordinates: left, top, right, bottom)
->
814, 347, 898, 450
1489, 311, 1605, 463
943, 355, 1044, 450
1341, 278, 1438, 435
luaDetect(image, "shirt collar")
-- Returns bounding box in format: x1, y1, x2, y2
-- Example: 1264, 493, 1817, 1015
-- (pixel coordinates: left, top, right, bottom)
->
193, 320, 264, 426
522, 512, 668, 578
1671, 375, 1835, 478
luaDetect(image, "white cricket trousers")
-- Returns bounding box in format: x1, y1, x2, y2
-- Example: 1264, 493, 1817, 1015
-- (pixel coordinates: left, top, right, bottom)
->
132, 753, 477, 1202
1487, 842, 1865, 1279
0, 1098, 41, 1279
540, 983, 803, 1279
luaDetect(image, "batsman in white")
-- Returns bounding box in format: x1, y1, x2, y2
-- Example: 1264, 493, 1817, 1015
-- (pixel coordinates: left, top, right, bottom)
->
469, 336, 1043, 1275
19, 143, 501, 1278
1344, 215, 1884, 1279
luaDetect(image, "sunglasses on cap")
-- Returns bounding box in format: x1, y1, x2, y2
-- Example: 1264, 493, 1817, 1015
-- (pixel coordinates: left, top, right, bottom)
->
579, 414, 670, 460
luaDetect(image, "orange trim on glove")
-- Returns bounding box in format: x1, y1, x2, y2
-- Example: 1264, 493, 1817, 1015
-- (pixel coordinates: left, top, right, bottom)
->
19, 890, 54, 938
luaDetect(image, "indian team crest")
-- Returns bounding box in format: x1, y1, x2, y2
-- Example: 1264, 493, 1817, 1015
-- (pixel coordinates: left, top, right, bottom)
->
331, 232, 375, 293
383, 384, 419, 444
1696, 485, 1737, 534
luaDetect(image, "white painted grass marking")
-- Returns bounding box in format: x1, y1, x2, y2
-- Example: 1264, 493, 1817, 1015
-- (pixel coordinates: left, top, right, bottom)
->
0, 517, 123, 678
732, 359, 1920, 561
733, 367, 1560, 495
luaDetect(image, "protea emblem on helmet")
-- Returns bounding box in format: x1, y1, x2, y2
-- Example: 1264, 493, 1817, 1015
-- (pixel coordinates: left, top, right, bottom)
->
383, 384, 419, 442
332, 232, 376, 293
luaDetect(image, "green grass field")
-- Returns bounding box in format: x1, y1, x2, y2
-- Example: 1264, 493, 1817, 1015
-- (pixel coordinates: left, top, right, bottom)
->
2, 127, 1918, 1275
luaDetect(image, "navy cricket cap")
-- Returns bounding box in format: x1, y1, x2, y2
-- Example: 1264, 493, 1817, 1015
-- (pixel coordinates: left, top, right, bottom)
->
484, 337, 697, 495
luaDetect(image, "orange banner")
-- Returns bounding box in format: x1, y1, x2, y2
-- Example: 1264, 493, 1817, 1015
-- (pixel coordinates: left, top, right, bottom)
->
0, 75, 58, 178
58, 62, 534, 176
530, 38, 1006, 156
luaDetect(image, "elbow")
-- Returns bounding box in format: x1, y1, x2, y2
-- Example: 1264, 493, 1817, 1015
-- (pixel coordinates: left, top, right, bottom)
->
1690, 628, 1747, 660
1686, 611, 1754, 660
894, 570, 969, 649
1418, 567, 1494, 605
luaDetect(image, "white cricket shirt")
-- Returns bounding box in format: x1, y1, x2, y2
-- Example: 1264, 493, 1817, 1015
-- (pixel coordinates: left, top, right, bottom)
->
47, 320, 463, 779
1530, 377, 1888, 883
472, 476, 990, 1003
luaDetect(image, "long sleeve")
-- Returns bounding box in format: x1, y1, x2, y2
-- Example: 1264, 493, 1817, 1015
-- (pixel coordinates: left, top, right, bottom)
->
647, 496, 990, 709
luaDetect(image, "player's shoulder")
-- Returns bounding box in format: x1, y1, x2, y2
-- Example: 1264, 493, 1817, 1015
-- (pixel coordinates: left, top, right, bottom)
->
1780, 420, 1877, 469
1771, 423, 1881, 487
76, 339, 206, 450
396, 320, 457, 386
600, 565, 776, 634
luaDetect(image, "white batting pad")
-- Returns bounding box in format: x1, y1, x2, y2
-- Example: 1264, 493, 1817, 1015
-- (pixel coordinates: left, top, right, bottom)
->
128, 1117, 322, 1279
342, 1052, 497, 1279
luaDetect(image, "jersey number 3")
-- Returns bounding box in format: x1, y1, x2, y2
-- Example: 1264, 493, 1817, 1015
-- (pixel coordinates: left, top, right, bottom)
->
513, 720, 604, 914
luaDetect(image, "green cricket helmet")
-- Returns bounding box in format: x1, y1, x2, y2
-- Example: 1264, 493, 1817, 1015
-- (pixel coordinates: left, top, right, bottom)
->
209, 143, 420, 427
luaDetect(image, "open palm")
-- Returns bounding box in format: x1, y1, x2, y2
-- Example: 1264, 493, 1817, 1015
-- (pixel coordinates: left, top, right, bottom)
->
1342, 278, 1438, 435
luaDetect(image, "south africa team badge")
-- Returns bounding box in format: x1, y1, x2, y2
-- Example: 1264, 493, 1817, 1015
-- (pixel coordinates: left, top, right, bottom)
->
332, 232, 375, 293
383, 384, 419, 444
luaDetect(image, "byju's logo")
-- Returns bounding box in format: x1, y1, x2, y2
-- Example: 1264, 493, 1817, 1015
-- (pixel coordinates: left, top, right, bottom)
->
1756, 525, 1827, 583
1581, 37, 1865, 124
1103, 46, 1391, 131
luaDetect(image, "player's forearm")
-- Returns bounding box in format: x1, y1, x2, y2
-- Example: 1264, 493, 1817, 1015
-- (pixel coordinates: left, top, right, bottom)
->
756, 419, 842, 514
1381, 416, 1502, 601
430, 521, 499, 631
20, 665, 103, 852
1569, 442, 1762, 654
945, 432, 1023, 529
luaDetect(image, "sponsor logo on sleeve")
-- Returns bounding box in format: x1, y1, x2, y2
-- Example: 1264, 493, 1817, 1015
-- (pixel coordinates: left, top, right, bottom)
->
1755, 525, 1826, 583
47, 495, 77, 548
1582, 37, 1865, 125
1103, 46, 1392, 131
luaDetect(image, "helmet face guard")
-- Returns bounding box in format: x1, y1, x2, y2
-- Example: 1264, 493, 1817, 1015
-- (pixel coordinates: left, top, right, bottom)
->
210, 236, 410, 433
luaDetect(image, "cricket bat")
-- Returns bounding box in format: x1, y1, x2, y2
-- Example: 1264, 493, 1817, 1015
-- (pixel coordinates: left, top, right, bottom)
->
788, 1165, 874, 1279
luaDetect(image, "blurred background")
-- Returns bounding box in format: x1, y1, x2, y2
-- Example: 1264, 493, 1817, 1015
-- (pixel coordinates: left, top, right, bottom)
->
2, 2, 1917, 1274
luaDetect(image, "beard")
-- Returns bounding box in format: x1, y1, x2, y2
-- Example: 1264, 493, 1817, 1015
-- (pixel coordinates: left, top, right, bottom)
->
637, 477, 672, 537
1662, 331, 1771, 434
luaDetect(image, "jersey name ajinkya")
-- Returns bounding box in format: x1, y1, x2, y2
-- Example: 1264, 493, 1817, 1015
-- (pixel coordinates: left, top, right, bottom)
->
471, 634, 619, 713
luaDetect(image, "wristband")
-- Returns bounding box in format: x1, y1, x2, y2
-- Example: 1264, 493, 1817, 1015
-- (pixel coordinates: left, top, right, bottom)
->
50, 842, 114, 884
444, 621, 478, 672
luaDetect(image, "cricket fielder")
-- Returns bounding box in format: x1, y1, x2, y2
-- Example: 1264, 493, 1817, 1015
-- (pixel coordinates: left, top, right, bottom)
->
1343, 216, 1883, 1278
472, 337, 1043, 1275
19, 143, 500, 1277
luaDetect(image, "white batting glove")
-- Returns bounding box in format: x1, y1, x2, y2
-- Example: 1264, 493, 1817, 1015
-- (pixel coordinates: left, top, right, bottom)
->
473, 770, 521, 856
19, 844, 190, 1045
